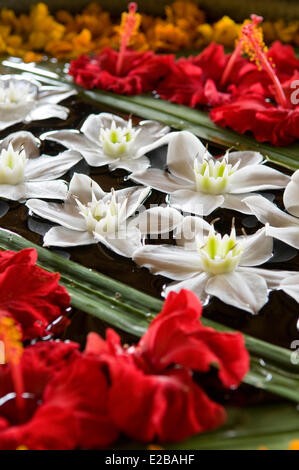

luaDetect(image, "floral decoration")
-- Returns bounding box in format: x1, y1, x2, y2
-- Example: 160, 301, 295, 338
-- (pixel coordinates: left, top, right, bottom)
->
131, 131, 289, 216
0, 130, 82, 201
41, 112, 170, 174
133, 216, 299, 314
0, 75, 76, 132
26, 173, 182, 257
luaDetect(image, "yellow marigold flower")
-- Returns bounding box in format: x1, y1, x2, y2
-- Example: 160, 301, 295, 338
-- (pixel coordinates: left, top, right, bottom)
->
212, 16, 241, 48
45, 39, 74, 59
274, 20, 299, 43
289, 440, 299, 450
195, 23, 214, 48
262, 21, 277, 43
149, 22, 191, 51
6, 34, 22, 48
0, 34, 6, 53
23, 51, 44, 63
165, 1, 205, 27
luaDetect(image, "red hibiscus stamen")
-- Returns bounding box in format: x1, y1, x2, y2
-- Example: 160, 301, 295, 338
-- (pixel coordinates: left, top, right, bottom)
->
0, 313, 25, 422
241, 17, 288, 108
116, 2, 140, 76
221, 14, 288, 108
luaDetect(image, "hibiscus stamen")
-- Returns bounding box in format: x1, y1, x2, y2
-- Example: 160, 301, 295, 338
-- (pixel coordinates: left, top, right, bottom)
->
221, 14, 288, 108
116, 3, 140, 76
0, 313, 25, 422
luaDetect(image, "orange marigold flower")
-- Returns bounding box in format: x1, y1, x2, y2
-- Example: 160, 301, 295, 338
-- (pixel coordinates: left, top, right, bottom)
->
289, 440, 299, 450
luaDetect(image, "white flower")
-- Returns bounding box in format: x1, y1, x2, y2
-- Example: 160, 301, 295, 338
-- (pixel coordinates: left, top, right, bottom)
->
133, 217, 297, 313
130, 131, 290, 216
0, 75, 76, 131
244, 170, 299, 250
0, 131, 82, 201
40, 112, 171, 173
26, 173, 182, 257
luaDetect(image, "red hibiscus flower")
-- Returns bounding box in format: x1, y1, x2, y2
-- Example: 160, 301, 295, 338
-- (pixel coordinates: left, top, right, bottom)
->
69, 47, 173, 95
0, 248, 70, 341
0, 340, 117, 450
86, 289, 249, 443
210, 30, 299, 145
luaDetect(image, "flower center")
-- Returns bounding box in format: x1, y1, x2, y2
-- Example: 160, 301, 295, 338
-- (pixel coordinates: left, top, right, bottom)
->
0, 81, 31, 107
0, 144, 27, 185
194, 153, 239, 194
76, 189, 127, 234
197, 224, 244, 275
100, 120, 139, 158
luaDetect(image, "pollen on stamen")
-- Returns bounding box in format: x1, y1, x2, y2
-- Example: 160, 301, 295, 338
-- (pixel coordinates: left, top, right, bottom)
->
0, 313, 23, 365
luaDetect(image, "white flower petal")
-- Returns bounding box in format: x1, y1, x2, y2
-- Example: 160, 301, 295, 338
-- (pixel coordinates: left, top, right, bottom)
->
133, 244, 202, 280
266, 224, 299, 249
0, 131, 40, 158
279, 275, 299, 303
206, 270, 268, 314
130, 168, 186, 193
41, 129, 95, 152
167, 131, 208, 183
133, 206, 183, 235
239, 266, 297, 289
27, 104, 69, 121
81, 113, 107, 144
26, 198, 86, 231
135, 133, 172, 159
225, 150, 263, 169
38, 86, 76, 104
94, 226, 142, 258
230, 165, 290, 193
69, 173, 106, 204
24, 150, 82, 181
107, 186, 151, 219
164, 272, 210, 304
109, 156, 150, 174
170, 189, 224, 216
44, 226, 95, 247
221, 193, 254, 214
174, 215, 211, 250
243, 195, 299, 228
283, 170, 299, 217
136, 120, 170, 144
240, 228, 273, 266
1, 180, 68, 202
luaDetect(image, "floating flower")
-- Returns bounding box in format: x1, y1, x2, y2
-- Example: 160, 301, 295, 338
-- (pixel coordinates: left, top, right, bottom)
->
41, 112, 170, 173
0, 340, 117, 450
0, 75, 76, 132
0, 131, 82, 201
0, 248, 70, 341
26, 173, 182, 256
68, 47, 173, 94
133, 217, 298, 313
86, 289, 249, 442
131, 131, 289, 216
